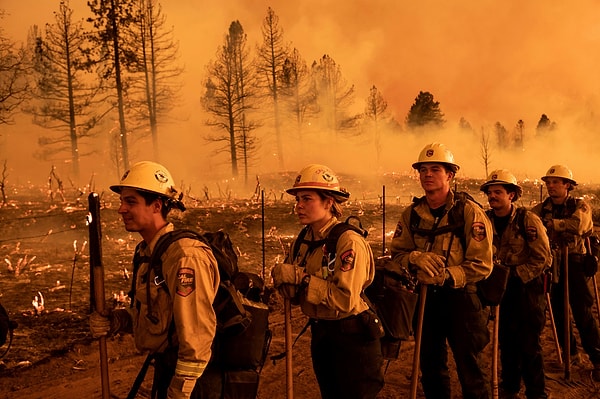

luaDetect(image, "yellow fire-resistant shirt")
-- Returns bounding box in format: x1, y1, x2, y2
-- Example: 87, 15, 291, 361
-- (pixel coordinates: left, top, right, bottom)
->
487, 206, 552, 283
531, 195, 594, 255
286, 217, 375, 320
389, 191, 494, 288
130, 223, 220, 379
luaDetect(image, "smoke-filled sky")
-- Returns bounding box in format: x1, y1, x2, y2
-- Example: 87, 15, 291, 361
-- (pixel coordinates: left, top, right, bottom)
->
1, 0, 599, 189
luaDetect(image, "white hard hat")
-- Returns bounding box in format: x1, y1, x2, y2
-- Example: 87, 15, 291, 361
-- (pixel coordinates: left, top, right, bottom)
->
480, 169, 523, 201
286, 164, 350, 202
110, 161, 180, 199
412, 142, 460, 172
541, 164, 577, 186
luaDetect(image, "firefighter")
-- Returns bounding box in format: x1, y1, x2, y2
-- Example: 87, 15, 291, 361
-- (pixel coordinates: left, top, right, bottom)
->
389, 143, 493, 399
89, 161, 220, 399
531, 164, 600, 380
271, 164, 384, 399
481, 169, 551, 399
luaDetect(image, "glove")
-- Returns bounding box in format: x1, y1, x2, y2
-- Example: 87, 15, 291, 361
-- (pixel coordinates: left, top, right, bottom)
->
409, 251, 446, 277
416, 269, 447, 286
89, 311, 111, 338
271, 263, 304, 288
167, 374, 198, 399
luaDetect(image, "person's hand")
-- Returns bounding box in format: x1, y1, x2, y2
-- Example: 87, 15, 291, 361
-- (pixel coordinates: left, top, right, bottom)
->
416, 269, 447, 286
89, 311, 111, 338
409, 251, 446, 277
271, 263, 304, 288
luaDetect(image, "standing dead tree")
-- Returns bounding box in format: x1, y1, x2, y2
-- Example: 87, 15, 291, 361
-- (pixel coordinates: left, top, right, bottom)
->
0, 160, 7, 206
48, 165, 66, 203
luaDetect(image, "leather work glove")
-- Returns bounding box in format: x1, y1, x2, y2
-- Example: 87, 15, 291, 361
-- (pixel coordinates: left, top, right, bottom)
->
416, 269, 447, 286
271, 263, 304, 288
167, 374, 198, 399
409, 251, 446, 277
89, 311, 111, 338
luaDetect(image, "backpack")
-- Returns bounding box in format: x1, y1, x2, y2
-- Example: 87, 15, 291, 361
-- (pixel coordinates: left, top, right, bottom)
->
409, 191, 511, 306
130, 229, 271, 399
539, 196, 599, 277
292, 216, 418, 360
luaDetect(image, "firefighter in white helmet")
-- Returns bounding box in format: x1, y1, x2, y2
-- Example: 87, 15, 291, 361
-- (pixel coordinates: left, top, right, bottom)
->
389, 143, 493, 399
271, 164, 384, 399
89, 161, 220, 399
532, 164, 600, 380
481, 169, 551, 398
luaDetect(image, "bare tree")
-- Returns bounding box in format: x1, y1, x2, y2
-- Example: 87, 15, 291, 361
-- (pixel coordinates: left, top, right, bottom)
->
0, 11, 30, 125
256, 7, 288, 169
25, 2, 107, 181
129, 0, 183, 161
480, 127, 492, 178
494, 121, 509, 149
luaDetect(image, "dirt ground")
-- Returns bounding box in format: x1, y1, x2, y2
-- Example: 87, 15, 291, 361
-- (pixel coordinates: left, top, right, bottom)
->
0, 176, 600, 399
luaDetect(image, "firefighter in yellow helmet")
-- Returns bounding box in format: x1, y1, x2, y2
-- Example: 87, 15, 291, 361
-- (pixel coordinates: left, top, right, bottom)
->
531, 164, 600, 380
89, 161, 220, 399
481, 169, 551, 398
271, 164, 384, 399
389, 143, 493, 399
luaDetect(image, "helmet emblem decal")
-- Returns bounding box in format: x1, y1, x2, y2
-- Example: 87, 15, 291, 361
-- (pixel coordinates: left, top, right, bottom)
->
155, 170, 169, 184
322, 172, 334, 183
294, 175, 301, 185
548, 168, 555, 174
120, 170, 130, 181
426, 149, 434, 157
491, 174, 498, 179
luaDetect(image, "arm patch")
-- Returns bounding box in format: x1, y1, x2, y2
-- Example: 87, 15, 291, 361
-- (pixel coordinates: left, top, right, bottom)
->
176, 267, 195, 297
471, 222, 486, 242
526, 226, 538, 242
340, 249, 355, 272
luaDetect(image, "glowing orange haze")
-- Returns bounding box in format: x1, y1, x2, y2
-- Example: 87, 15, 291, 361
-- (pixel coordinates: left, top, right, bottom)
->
1, 0, 598, 188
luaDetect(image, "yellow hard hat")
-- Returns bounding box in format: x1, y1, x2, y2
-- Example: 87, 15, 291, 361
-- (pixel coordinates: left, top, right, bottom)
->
286, 164, 350, 202
110, 161, 180, 199
412, 142, 460, 172
541, 164, 577, 186
480, 169, 523, 201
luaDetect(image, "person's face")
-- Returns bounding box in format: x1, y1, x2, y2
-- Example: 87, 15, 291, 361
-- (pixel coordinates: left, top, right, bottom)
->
544, 177, 569, 200
117, 188, 159, 233
294, 190, 333, 229
418, 163, 452, 193
485, 184, 513, 213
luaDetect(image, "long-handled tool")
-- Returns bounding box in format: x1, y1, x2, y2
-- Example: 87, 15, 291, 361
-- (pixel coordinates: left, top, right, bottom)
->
284, 296, 294, 399
593, 275, 600, 323
546, 292, 563, 365
410, 283, 427, 399
491, 305, 500, 399
562, 244, 570, 381
88, 192, 110, 399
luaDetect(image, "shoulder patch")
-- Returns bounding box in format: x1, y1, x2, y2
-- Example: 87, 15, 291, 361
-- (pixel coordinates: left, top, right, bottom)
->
340, 249, 355, 272
393, 221, 403, 238
526, 226, 538, 242
176, 267, 195, 297
471, 222, 486, 242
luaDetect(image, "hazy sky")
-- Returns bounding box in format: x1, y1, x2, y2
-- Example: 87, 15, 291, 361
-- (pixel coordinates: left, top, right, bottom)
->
1, 0, 599, 188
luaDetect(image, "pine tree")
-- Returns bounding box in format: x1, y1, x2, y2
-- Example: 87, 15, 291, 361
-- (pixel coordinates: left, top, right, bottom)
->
405, 91, 445, 130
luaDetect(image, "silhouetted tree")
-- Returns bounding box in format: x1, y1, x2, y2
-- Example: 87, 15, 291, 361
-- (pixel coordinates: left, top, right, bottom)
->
280, 48, 316, 142
480, 128, 492, 178
364, 85, 389, 165
256, 7, 288, 169
202, 21, 258, 183
25, 2, 107, 181
129, 0, 183, 161
536, 113, 556, 136
87, 0, 138, 172
0, 11, 29, 125
405, 91, 445, 130
310, 54, 355, 135
514, 119, 524, 149
458, 117, 474, 133
495, 121, 509, 149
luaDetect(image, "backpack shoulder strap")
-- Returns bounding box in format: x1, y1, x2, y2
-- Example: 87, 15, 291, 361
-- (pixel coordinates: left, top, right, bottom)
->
514, 206, 528, 238
291, 225, 311, 261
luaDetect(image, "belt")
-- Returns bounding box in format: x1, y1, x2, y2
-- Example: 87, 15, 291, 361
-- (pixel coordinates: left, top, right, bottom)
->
569, 253, 584, 263
310, 314, 364, 334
